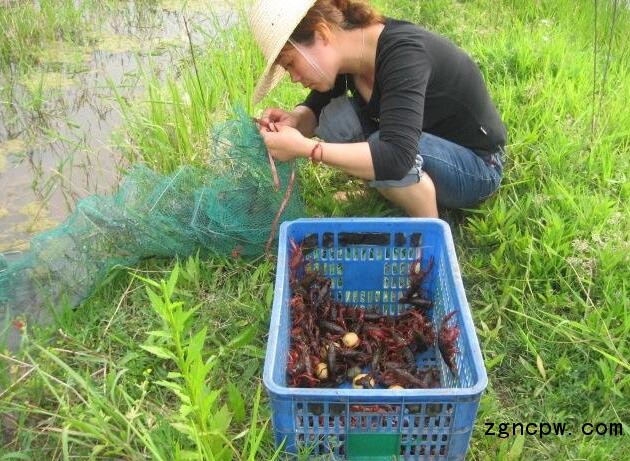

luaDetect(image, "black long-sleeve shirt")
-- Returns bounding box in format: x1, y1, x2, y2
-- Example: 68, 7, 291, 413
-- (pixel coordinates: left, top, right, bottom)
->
300, 18, 507, 180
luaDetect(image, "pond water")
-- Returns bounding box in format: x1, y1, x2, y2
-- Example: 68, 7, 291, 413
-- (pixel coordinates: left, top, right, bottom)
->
0, 0, 233, 252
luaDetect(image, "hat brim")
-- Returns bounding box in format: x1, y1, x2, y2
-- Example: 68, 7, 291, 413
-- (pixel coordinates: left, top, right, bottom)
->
253, 62, 286, 104
250, 0, 317, 104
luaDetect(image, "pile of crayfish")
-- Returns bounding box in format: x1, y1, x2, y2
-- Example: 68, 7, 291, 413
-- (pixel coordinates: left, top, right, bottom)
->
286, 239, 460, 389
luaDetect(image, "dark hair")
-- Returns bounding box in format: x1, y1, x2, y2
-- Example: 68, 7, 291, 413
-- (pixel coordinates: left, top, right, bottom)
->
290, 0, 384, 44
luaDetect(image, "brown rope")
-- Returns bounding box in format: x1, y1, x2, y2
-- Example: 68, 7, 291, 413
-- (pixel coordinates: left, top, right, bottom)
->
265, 163, 296, 256
252, 117, 281, 191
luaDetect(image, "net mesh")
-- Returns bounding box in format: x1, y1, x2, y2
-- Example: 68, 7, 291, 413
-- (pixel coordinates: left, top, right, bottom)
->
0, 108, 305, 345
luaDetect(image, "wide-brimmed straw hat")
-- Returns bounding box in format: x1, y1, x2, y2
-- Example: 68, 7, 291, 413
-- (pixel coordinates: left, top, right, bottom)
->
249, 0, 317, 104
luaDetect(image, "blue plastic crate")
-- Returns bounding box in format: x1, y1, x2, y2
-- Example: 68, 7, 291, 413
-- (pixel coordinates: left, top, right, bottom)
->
264, 218, 487, 460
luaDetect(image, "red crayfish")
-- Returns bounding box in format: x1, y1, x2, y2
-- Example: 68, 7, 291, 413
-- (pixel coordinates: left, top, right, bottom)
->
398, 256, 434, 308
285, 239, 459, 390
438, 311, 460, 375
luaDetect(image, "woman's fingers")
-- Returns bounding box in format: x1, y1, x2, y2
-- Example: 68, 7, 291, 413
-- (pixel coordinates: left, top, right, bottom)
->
262, 108, 286, 123
261, 108, 300, 128
258, 123, 306, 162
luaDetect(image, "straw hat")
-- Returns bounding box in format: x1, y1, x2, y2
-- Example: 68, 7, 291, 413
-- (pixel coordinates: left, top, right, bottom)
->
249, 0, 317, 103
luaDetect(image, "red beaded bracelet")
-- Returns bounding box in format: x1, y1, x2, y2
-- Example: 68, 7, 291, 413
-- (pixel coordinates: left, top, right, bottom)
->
309, 142, 323, 164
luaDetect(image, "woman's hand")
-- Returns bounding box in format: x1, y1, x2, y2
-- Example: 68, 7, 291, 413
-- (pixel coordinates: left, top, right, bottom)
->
261, 108, 299, 128
258, 123, 312, 162
259, 106, 317, 137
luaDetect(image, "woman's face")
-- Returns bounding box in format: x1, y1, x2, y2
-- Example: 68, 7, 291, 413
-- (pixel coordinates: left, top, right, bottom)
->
276, 33, 338, 92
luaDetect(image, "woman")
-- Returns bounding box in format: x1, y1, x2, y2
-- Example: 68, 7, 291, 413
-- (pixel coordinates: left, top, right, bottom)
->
250, 0, 507, 217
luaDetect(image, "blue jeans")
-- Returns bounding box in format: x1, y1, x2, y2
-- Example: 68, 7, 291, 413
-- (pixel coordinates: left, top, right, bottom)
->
314, 96, 504, 209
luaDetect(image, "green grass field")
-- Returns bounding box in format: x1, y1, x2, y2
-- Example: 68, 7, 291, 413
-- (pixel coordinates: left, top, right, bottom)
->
1, 0, 628, 459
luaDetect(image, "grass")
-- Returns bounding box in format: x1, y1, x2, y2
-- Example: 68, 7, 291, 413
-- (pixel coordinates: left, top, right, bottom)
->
1, 0, 629, 459
0, 0, 166, 74
0, 0, 95, 73
113, 14, 263, 171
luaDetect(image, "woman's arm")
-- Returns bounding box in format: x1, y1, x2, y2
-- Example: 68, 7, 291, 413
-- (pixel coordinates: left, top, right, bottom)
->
258, 124, 376, 180
309, 140, 375, 180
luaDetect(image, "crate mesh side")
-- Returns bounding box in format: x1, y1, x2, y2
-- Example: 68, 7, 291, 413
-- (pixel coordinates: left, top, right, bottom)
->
274, 264, 292, 387
310, 236, 422, 316
433, 245, 472, 389
293, 399, 455, 459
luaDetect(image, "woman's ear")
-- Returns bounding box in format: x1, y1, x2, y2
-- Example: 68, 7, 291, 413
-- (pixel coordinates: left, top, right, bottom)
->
313, 23, 334, 45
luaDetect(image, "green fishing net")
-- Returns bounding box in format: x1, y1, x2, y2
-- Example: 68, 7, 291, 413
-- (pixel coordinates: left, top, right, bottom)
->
0, 108, 305, 347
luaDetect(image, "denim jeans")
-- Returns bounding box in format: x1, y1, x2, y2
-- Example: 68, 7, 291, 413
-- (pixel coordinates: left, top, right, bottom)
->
314, 96, 505, 209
